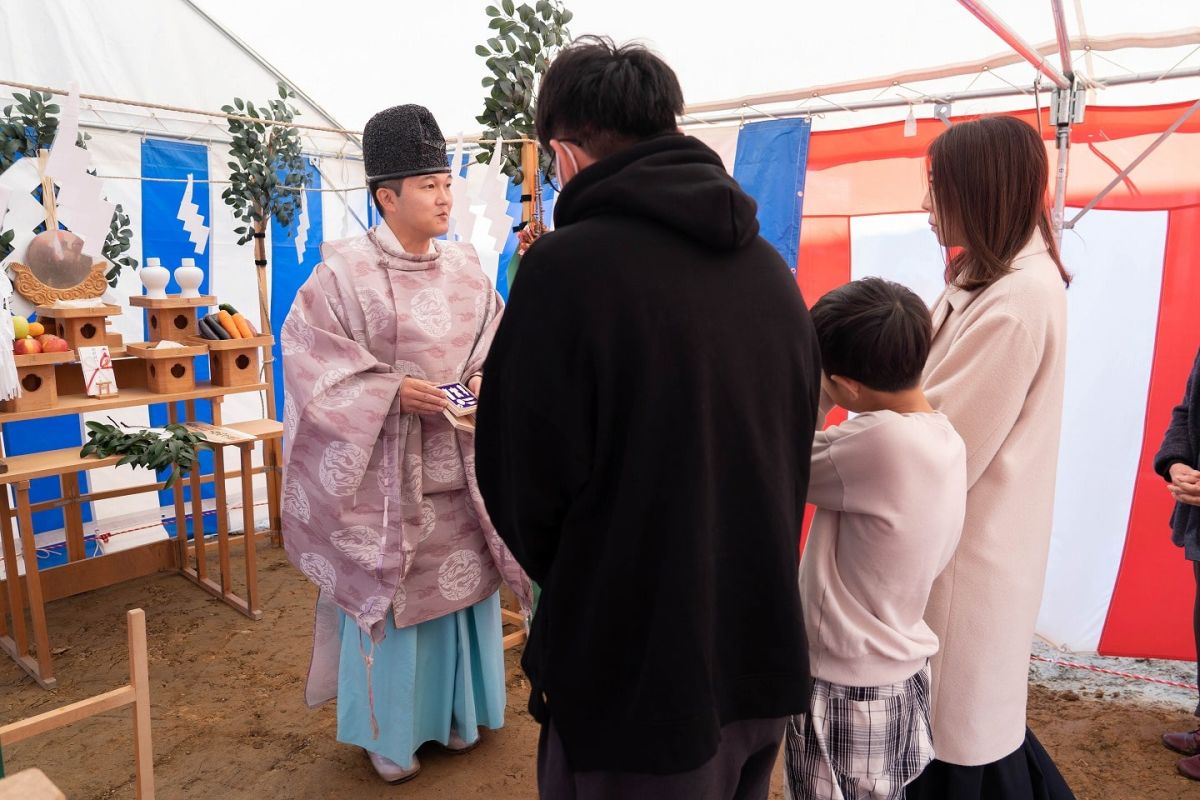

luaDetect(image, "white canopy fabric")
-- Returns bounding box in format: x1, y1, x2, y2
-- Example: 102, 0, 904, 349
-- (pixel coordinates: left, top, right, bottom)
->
188, 0, 1200, 132
4, 1, 1195, 141
2, 1, 1196, 148
0, 0, 354, 155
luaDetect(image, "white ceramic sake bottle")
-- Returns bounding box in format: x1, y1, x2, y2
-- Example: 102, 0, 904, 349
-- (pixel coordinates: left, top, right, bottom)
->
140, 257, 170, 299
174, 258, 204, 298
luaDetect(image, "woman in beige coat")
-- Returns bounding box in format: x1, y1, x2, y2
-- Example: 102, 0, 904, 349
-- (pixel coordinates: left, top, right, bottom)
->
906, 117, 1076, 799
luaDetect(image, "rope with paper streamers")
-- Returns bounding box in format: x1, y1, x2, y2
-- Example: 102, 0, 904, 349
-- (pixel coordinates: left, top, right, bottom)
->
0, 78, 537, 146
1030, 653, 1200, 692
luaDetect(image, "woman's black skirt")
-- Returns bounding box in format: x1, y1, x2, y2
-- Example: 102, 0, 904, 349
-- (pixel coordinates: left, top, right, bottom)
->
906, 728, 1075, 800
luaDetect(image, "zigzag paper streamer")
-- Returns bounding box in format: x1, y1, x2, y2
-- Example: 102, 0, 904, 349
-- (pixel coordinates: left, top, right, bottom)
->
459, 148, 515, 290
447, 133, 477, 243
0, 157, 44, 320
176, 173, 210, 255
0, 183, 16, 400
480, 146, 517, 251
0, 304, 15, 401
294, 188, 310, 261
0, 158, 50, 266
45, 83, 115, 258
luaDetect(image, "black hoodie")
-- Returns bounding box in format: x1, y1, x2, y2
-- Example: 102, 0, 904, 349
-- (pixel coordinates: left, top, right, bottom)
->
476, 133, 821, 774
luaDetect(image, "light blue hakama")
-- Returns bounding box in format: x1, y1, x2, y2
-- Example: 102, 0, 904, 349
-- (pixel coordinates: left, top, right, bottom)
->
335, 591, 506, 768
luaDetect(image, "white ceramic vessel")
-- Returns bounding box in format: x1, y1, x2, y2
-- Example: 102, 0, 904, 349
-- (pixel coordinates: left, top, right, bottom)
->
140, 257, 170, 299
174, 258, 204, 298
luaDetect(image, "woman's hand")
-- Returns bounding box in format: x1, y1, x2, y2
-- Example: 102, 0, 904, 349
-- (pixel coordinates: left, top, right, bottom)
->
400, 377, 449, 416
1169, 463, 1200, 507
468, 375, 483, 398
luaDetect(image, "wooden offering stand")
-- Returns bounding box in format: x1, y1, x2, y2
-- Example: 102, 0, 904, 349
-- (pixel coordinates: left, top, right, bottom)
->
186, 334, 273, 388
128, 295, 217, 343
125, 342, 209, 394
34, 304, 123, 352
0, 352, 78, 414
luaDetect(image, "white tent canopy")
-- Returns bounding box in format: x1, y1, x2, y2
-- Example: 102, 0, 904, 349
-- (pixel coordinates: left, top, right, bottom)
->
0, 0, 1198, 660
3, 1, 1196, 150
186, 0, 1200, 132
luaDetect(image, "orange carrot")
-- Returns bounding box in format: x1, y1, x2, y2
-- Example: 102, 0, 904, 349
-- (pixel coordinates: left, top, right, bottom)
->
232, 313, 253, 338
217, 310, 241, 339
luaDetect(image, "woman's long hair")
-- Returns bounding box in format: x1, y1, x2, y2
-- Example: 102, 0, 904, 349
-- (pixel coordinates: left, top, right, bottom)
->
928, 116, 1071, 290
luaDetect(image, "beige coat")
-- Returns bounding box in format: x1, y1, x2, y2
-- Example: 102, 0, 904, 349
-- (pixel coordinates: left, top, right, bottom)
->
922, 235, 1068, 766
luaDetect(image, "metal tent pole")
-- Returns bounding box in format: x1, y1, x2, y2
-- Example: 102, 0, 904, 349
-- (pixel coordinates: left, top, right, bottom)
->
1048, 0, 1079, 244
1066, 96, 1200, 229
957, 0, 1072, 88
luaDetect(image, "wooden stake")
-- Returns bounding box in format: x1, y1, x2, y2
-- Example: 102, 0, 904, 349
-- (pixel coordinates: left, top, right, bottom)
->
265, 439, 282, 547
15, 481, 52, 684
127, 609, 155, 800
185, 401, 207, 582
168, 404, 189, 569
240, 445, 260, 614
0, 488, 27, 659
60, 473, 85, 563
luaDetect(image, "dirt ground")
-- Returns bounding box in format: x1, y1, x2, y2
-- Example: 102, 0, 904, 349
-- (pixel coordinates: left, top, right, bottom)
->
2, 544, 1199, 799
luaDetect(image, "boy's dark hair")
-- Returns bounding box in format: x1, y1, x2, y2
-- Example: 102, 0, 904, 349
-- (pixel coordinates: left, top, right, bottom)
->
535, 36, 683, 160
810, 278, 933, 392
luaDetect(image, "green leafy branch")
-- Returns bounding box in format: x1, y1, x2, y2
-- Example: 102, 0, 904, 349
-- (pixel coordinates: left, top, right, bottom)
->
102, 206, 136, 287
0, 90, 62, 172
0, 90, 137, 282
220, 82, 309, 246
80, 422, 211, 489
475, 0, 573, 183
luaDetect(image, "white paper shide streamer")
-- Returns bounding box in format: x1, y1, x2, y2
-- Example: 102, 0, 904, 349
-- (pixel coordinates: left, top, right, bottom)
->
0, 186, 16, 401
461, 145, 516, 287
45, 83, 115, 259
176, 173, 210, 255
446, 133, 476, 243
294, 188, 310, 261
0, 158, 52, 271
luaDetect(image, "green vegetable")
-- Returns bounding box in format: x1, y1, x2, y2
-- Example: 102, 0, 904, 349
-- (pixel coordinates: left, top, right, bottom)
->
204, 313, 232, 340
198, 316, 221, 340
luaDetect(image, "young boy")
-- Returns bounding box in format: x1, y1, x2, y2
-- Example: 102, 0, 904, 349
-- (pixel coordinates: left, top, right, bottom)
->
786, 277, 967, 800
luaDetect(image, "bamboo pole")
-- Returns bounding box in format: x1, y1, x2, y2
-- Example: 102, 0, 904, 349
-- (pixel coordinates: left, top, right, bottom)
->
252, 219, 277, 420
521, 141, 538, 225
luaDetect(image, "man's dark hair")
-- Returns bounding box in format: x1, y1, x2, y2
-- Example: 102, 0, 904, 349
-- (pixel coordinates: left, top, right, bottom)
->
535, 36, 683, 160
369, 178, 403, 216
810, 278, 933, 392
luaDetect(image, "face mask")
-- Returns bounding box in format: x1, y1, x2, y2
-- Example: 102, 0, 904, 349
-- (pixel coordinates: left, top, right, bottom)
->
558, 142, 581, 186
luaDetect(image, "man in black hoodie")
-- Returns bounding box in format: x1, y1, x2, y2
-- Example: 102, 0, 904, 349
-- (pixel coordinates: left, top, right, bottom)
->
475, 37, 821, 799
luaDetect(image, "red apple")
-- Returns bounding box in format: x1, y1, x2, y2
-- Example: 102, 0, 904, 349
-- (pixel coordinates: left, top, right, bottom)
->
41, 336, 70, 354
13, 337, 43, 355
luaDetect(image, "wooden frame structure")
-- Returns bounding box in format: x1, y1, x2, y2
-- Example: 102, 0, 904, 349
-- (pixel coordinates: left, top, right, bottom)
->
501, 608, 526, 650
0, 608, 154, 798
0, 343, 282, 688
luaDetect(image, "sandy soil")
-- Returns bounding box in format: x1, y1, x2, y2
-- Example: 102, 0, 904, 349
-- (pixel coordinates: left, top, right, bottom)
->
2, 544, 1197, 799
